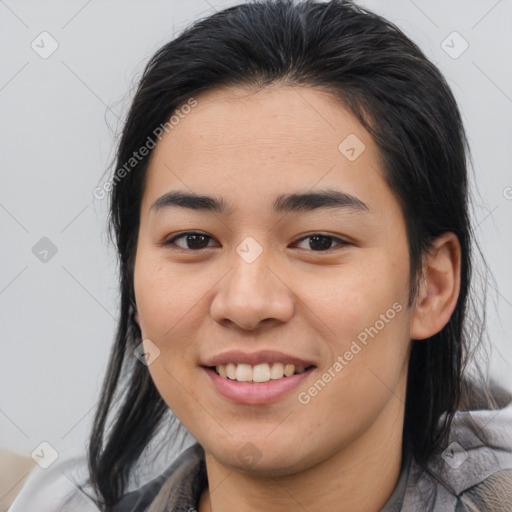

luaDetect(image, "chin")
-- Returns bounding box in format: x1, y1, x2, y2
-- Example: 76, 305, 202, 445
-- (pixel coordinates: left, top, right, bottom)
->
207, 437, 316, 477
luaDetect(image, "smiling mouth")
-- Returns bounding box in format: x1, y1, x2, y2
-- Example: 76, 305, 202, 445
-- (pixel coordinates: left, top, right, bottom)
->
209, 362, 315, 383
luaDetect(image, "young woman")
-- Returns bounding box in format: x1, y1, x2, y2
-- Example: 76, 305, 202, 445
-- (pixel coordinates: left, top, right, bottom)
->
11, 1, 512, 511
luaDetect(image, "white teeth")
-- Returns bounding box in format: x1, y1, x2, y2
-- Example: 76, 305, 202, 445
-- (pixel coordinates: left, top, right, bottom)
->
215, 362, 307, 382
253, 363, 271, 383
284, 364, 295, 377
235, 363, 252, 382
270, 362, 284, 380
226, 363, 236, 380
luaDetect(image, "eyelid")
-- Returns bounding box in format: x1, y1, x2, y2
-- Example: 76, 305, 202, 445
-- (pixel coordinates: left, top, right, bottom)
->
292, 233, 350, 250
161, 231, 350, 251
162, 231, 218, 249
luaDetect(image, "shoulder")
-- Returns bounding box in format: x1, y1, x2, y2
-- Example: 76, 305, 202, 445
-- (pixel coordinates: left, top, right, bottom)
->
455, 469, 512, 512
453, 383, 512, 511
115, 442, 206, 512
8, 455, 100, 512
10, 442, 205, 512
402, 381, 512, 511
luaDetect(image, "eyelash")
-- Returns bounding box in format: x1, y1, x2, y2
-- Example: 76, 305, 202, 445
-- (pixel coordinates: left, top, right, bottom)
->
162, 232, 349, 252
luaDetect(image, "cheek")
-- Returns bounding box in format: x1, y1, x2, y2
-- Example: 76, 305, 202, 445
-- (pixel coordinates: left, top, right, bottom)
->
134, 255, 204, 414
297, 294, 410, 448
304, 253, 411, 396
134, 251, 202, 340
304, 254, 409, 336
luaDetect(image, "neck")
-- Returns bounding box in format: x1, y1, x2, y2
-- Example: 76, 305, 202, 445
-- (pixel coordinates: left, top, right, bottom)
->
199, 394, 406, 512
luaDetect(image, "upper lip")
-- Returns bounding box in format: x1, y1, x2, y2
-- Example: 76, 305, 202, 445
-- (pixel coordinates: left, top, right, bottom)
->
202, 350, 316, 367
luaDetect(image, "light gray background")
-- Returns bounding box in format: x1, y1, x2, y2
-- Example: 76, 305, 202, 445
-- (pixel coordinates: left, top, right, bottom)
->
1, 0, 511, 475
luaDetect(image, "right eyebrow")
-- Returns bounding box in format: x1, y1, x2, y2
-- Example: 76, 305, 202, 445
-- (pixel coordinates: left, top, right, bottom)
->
150, 191, 231, 214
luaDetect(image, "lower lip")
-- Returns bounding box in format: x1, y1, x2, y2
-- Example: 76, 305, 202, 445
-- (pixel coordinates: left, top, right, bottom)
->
203, 367, 314, 405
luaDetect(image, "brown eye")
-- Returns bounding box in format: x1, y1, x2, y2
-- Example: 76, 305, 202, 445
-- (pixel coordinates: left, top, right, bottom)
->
294, 234, 348, 252
164, 232, 216, 250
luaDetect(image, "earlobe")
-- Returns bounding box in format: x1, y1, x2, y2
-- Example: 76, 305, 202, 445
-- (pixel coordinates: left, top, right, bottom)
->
410, 233, 461, 340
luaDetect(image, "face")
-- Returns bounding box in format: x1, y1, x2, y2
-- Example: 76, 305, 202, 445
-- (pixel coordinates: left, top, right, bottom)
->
133, 85, 413, 475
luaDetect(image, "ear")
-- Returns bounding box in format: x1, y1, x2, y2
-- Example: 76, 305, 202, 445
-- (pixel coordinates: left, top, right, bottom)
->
410, 232, 461, 340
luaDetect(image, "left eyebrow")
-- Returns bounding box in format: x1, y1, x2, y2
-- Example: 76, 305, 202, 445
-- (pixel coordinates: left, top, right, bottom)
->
272, 189, 371, 215
149, 188, 371, 215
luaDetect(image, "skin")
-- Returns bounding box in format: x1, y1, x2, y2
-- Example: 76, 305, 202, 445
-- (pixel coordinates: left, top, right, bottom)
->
133, 85, 461, 511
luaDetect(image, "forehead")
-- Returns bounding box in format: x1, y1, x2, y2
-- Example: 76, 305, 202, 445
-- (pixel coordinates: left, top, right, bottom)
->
151, 85, 375, 165
141, 85, 396, 219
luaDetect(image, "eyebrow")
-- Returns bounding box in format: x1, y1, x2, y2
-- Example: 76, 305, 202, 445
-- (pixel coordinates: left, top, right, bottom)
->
150, 189, 371, 215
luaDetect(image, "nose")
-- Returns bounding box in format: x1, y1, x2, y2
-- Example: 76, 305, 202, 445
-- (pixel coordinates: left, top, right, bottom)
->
209, 247, 295, 330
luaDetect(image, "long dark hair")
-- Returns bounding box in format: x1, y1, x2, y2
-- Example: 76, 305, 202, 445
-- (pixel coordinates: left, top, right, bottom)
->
86, 0, 490, 508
